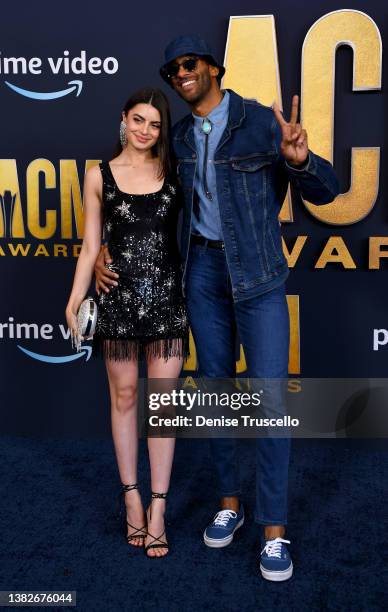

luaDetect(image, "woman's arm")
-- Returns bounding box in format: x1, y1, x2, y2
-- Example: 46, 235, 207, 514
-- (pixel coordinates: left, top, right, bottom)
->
65, 165, 103, 334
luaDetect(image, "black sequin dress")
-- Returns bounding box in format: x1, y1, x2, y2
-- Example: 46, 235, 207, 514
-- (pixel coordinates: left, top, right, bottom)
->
92, 162, 190, 361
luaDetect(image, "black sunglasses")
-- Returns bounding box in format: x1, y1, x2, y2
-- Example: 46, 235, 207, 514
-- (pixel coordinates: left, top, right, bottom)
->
163, 56, 200, 80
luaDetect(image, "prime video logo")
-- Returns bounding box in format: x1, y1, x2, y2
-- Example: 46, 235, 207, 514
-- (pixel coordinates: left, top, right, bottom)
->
373, 329, 388, 351
0, 316, 91, 363
0, 50, 119, 100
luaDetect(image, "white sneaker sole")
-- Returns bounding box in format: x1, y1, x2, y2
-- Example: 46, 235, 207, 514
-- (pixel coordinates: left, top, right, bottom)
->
203, 517, 244, 548
260, 561, 293, 581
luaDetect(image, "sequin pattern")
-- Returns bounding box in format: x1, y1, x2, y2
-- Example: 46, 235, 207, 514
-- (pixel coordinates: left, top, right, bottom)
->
93, 162, 189, 361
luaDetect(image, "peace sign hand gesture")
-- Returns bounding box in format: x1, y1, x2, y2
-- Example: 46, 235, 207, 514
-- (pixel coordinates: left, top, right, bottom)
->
272, 95, 308, 166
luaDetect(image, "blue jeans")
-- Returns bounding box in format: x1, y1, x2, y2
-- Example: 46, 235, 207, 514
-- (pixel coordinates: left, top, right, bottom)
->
186, 243, 290, 525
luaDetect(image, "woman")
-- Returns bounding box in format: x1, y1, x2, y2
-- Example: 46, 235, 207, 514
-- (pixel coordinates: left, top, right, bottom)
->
65, 88, 189, 558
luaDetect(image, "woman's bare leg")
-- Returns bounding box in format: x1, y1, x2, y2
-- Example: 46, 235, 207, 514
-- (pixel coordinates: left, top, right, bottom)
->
105, 356, 145, 546
145, 353, 183, 557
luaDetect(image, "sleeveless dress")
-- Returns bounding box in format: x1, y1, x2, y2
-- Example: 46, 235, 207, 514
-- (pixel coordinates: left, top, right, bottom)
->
92, 162, 190, 361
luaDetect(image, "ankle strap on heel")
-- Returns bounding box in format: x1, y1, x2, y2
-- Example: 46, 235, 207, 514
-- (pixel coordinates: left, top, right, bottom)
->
117, 483, 139, 521
151, 491, 167, 499
148, 491, 168, 521
121, 483, 139, 493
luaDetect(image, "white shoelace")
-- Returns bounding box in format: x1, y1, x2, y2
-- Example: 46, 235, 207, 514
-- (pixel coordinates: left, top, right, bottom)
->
213, 509, 237, 526
261, 537, 290, 558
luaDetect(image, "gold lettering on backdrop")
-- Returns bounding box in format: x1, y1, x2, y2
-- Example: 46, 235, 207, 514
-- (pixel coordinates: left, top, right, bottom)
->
287, 296, 300, 375
183, 329, 197, 371
0, 159, 101, 240
282, 236, 308, 267
236, 345, 246, 374
315, 236, 356, 268
288, 379, 301, 393
369, 237, 388, 269
54, 244, 68, 257
222, 15, 293, 222
8, 243, 30, 256
183, 376, 198, 390
0, 159, 25, 237
302, 10, 382, 224
0, 236, 384, 268
27, 159, 56, 239
60, 160, 100, 238
34, 243, 50, 256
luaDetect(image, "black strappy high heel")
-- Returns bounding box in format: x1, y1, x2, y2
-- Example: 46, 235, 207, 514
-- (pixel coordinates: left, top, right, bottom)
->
144, 492, 169, 557
119, 483, 147, 546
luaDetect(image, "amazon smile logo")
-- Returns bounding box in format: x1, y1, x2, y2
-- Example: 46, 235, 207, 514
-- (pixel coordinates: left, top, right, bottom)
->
0, 316, 92, 364
0, 50, 119, 101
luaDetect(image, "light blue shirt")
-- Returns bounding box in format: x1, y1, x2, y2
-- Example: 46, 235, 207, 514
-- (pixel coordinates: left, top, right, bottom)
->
191, 90, 230, 240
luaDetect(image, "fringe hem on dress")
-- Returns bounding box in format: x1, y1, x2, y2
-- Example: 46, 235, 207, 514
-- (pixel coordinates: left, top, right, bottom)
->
92, 333, 190, 362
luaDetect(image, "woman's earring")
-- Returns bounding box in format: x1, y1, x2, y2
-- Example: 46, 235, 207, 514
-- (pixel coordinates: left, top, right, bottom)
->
120, 121, 127, 147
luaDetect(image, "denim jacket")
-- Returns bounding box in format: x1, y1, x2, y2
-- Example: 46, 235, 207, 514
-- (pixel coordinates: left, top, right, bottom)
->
173, 89, 339, 301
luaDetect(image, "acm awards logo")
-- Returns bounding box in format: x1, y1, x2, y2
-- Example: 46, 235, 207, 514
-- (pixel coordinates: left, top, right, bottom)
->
0, 158, 98, 256
0, 50, 119, 100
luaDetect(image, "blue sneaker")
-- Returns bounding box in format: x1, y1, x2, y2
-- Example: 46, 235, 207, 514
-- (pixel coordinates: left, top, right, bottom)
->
203, 506, 244, 548
260, 537, 293, 581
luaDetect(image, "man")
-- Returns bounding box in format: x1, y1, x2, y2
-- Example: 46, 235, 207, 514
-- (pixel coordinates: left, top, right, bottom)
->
95, 35, 339, 580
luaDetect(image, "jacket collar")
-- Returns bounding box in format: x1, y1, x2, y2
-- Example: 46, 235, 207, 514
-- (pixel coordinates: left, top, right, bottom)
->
225, 89, 245, 130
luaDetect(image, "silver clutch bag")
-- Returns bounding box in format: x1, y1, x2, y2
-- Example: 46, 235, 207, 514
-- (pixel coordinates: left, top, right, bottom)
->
72, 296, 98, 352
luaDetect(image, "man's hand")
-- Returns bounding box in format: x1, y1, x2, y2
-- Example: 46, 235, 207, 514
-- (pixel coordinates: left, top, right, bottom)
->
272, 95, 308, 166
94, 243, 119, 294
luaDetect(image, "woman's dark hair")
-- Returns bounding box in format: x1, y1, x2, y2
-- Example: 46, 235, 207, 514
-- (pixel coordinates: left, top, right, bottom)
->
114, 87, 175, 180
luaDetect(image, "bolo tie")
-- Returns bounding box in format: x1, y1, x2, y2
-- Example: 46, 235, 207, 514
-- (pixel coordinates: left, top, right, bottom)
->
201, 117, 213, 200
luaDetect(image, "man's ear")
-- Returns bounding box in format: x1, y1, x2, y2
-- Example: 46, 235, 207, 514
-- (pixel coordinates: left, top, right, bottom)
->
209, 64, 220, 78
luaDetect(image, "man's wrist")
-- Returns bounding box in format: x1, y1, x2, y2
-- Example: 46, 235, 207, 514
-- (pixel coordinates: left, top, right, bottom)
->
285, 153, 310, 171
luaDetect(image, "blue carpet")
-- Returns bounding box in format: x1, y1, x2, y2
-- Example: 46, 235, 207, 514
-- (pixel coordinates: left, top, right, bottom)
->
0, 436, 387, 612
